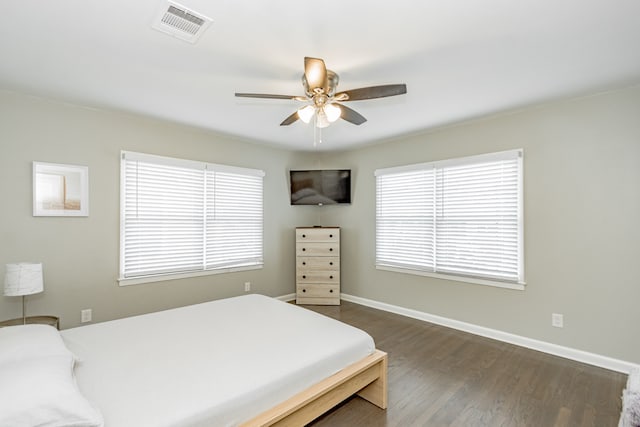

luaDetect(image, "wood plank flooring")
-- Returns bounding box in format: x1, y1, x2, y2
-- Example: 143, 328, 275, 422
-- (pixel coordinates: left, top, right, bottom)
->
301, 301, 626, 427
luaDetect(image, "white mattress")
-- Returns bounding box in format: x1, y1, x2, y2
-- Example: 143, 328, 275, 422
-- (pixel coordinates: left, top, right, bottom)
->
61, 294, 375, 427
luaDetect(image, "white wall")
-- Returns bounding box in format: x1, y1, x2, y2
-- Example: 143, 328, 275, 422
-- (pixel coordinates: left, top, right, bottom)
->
0, 90, 314, 328
316, 86, 640, 364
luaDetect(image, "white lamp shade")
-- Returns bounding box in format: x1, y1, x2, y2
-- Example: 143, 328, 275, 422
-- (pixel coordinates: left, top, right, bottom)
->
323, 103, 341, 123
297, 105, 315, 124
315, 110, 331, 128
4, 263, 44, 296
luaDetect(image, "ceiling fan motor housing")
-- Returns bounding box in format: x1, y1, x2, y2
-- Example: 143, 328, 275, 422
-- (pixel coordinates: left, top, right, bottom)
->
303, 70, 339, 98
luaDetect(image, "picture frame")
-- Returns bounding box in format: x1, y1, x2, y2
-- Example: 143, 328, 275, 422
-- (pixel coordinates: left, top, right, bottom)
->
33, 162, 89, 217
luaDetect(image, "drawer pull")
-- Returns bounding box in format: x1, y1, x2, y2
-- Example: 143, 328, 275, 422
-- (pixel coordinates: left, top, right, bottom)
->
329, 248, 333, 252
302, 248, 306, 251
329, 261, 333, 265
302, 289, 306, 293
329, 234, 333, 238
302, 275, 306, 279
330, 275, 333, 279
330, 289, 333, 293
302, 234, 306, 238
302, 261, 306, 265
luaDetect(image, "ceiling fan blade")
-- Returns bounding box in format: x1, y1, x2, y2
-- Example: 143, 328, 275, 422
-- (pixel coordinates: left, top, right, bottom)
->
337, 104, 367, 125
280, 111, 300, 126
304, 57, 328, 93
235, 93, 300, 100
335, 84, 407, 101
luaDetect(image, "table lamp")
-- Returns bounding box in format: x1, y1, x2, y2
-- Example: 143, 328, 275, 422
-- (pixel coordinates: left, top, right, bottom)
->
4, 263, 44, 324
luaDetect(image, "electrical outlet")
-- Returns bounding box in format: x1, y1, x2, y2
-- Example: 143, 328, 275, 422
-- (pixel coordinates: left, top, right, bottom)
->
81, 309, 92, 323
244, 282, 251, 292
552, 313, 563, 328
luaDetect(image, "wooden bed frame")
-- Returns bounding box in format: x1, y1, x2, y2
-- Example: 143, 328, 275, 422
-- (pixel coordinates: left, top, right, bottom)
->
241, 349, 388, 426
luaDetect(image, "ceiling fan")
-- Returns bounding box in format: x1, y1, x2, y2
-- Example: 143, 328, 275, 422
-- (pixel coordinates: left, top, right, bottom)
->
235, 57, 407, 128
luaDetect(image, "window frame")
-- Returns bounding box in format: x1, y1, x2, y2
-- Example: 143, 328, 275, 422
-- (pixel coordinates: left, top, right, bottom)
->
118, 151, 265, 286
375, 149, 524, 290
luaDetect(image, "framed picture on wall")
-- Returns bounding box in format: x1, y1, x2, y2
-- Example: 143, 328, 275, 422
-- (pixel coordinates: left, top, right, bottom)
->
33, 162, 89, 216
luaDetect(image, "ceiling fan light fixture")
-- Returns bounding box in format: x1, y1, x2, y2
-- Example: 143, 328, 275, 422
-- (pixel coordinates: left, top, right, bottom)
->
297, 105, 315, 123
316, 110, 331, 128
323, 103, 341, 123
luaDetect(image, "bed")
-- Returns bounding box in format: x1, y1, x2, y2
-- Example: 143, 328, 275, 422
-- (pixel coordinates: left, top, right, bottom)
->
0, 294, 387, 427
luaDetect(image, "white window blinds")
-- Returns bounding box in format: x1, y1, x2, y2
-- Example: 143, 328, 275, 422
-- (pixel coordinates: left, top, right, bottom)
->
120, 151, 264, 280
205, 170, 263, 270
376, 168, 435, 271
375, 149, 523, 284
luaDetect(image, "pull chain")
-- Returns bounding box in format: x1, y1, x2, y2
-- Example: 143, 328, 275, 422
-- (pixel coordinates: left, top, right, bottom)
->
313, 116, 323, 147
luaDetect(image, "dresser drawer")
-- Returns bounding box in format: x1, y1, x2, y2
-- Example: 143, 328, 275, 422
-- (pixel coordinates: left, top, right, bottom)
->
296, 242, 339, 257
296, 228, 339, 242
296, 256, 340, 270
297, 270, 340, 283
296, 284, 339, 298
296, 296, 340, 306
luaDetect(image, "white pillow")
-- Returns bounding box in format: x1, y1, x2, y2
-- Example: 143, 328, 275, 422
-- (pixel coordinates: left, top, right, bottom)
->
0, 324, 76, 364
0, 354, 104, 427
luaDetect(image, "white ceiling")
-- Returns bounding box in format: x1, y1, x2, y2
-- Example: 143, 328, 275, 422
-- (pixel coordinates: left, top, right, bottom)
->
1, 1, 639, 151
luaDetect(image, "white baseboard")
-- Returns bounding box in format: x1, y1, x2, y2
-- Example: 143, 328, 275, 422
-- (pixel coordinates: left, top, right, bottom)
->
275, 293, 296, 302
341, 293, 638, 374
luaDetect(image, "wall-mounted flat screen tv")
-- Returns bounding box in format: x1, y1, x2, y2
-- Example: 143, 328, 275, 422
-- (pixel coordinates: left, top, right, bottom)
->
290, 169, 351, 205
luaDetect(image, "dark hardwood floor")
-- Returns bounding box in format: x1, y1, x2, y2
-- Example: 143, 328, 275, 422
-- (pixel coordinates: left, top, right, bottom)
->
301, 301, 626, 427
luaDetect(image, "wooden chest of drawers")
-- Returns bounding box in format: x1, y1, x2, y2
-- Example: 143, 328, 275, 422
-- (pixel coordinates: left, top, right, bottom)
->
295, 227, 340, 305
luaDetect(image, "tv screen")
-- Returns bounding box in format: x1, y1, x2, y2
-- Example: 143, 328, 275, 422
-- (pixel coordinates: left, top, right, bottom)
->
290, 169, 351, 205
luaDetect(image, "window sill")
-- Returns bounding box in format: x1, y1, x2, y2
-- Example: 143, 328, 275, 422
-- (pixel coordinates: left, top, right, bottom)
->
118, 264, 263, 287
375, 265, 525, 291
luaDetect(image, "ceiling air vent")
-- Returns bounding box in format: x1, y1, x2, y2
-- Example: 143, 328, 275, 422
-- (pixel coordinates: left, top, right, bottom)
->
152, 1, 212, 43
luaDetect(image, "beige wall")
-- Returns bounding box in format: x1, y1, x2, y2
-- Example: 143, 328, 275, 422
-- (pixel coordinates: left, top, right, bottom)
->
2, 86, 639, 364
0, 90, 314, 328
316, 86, 640, 363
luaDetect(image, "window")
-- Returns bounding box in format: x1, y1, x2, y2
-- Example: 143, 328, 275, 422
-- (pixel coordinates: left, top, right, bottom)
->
119, 151, 264, 285
375, 149, 523, 288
